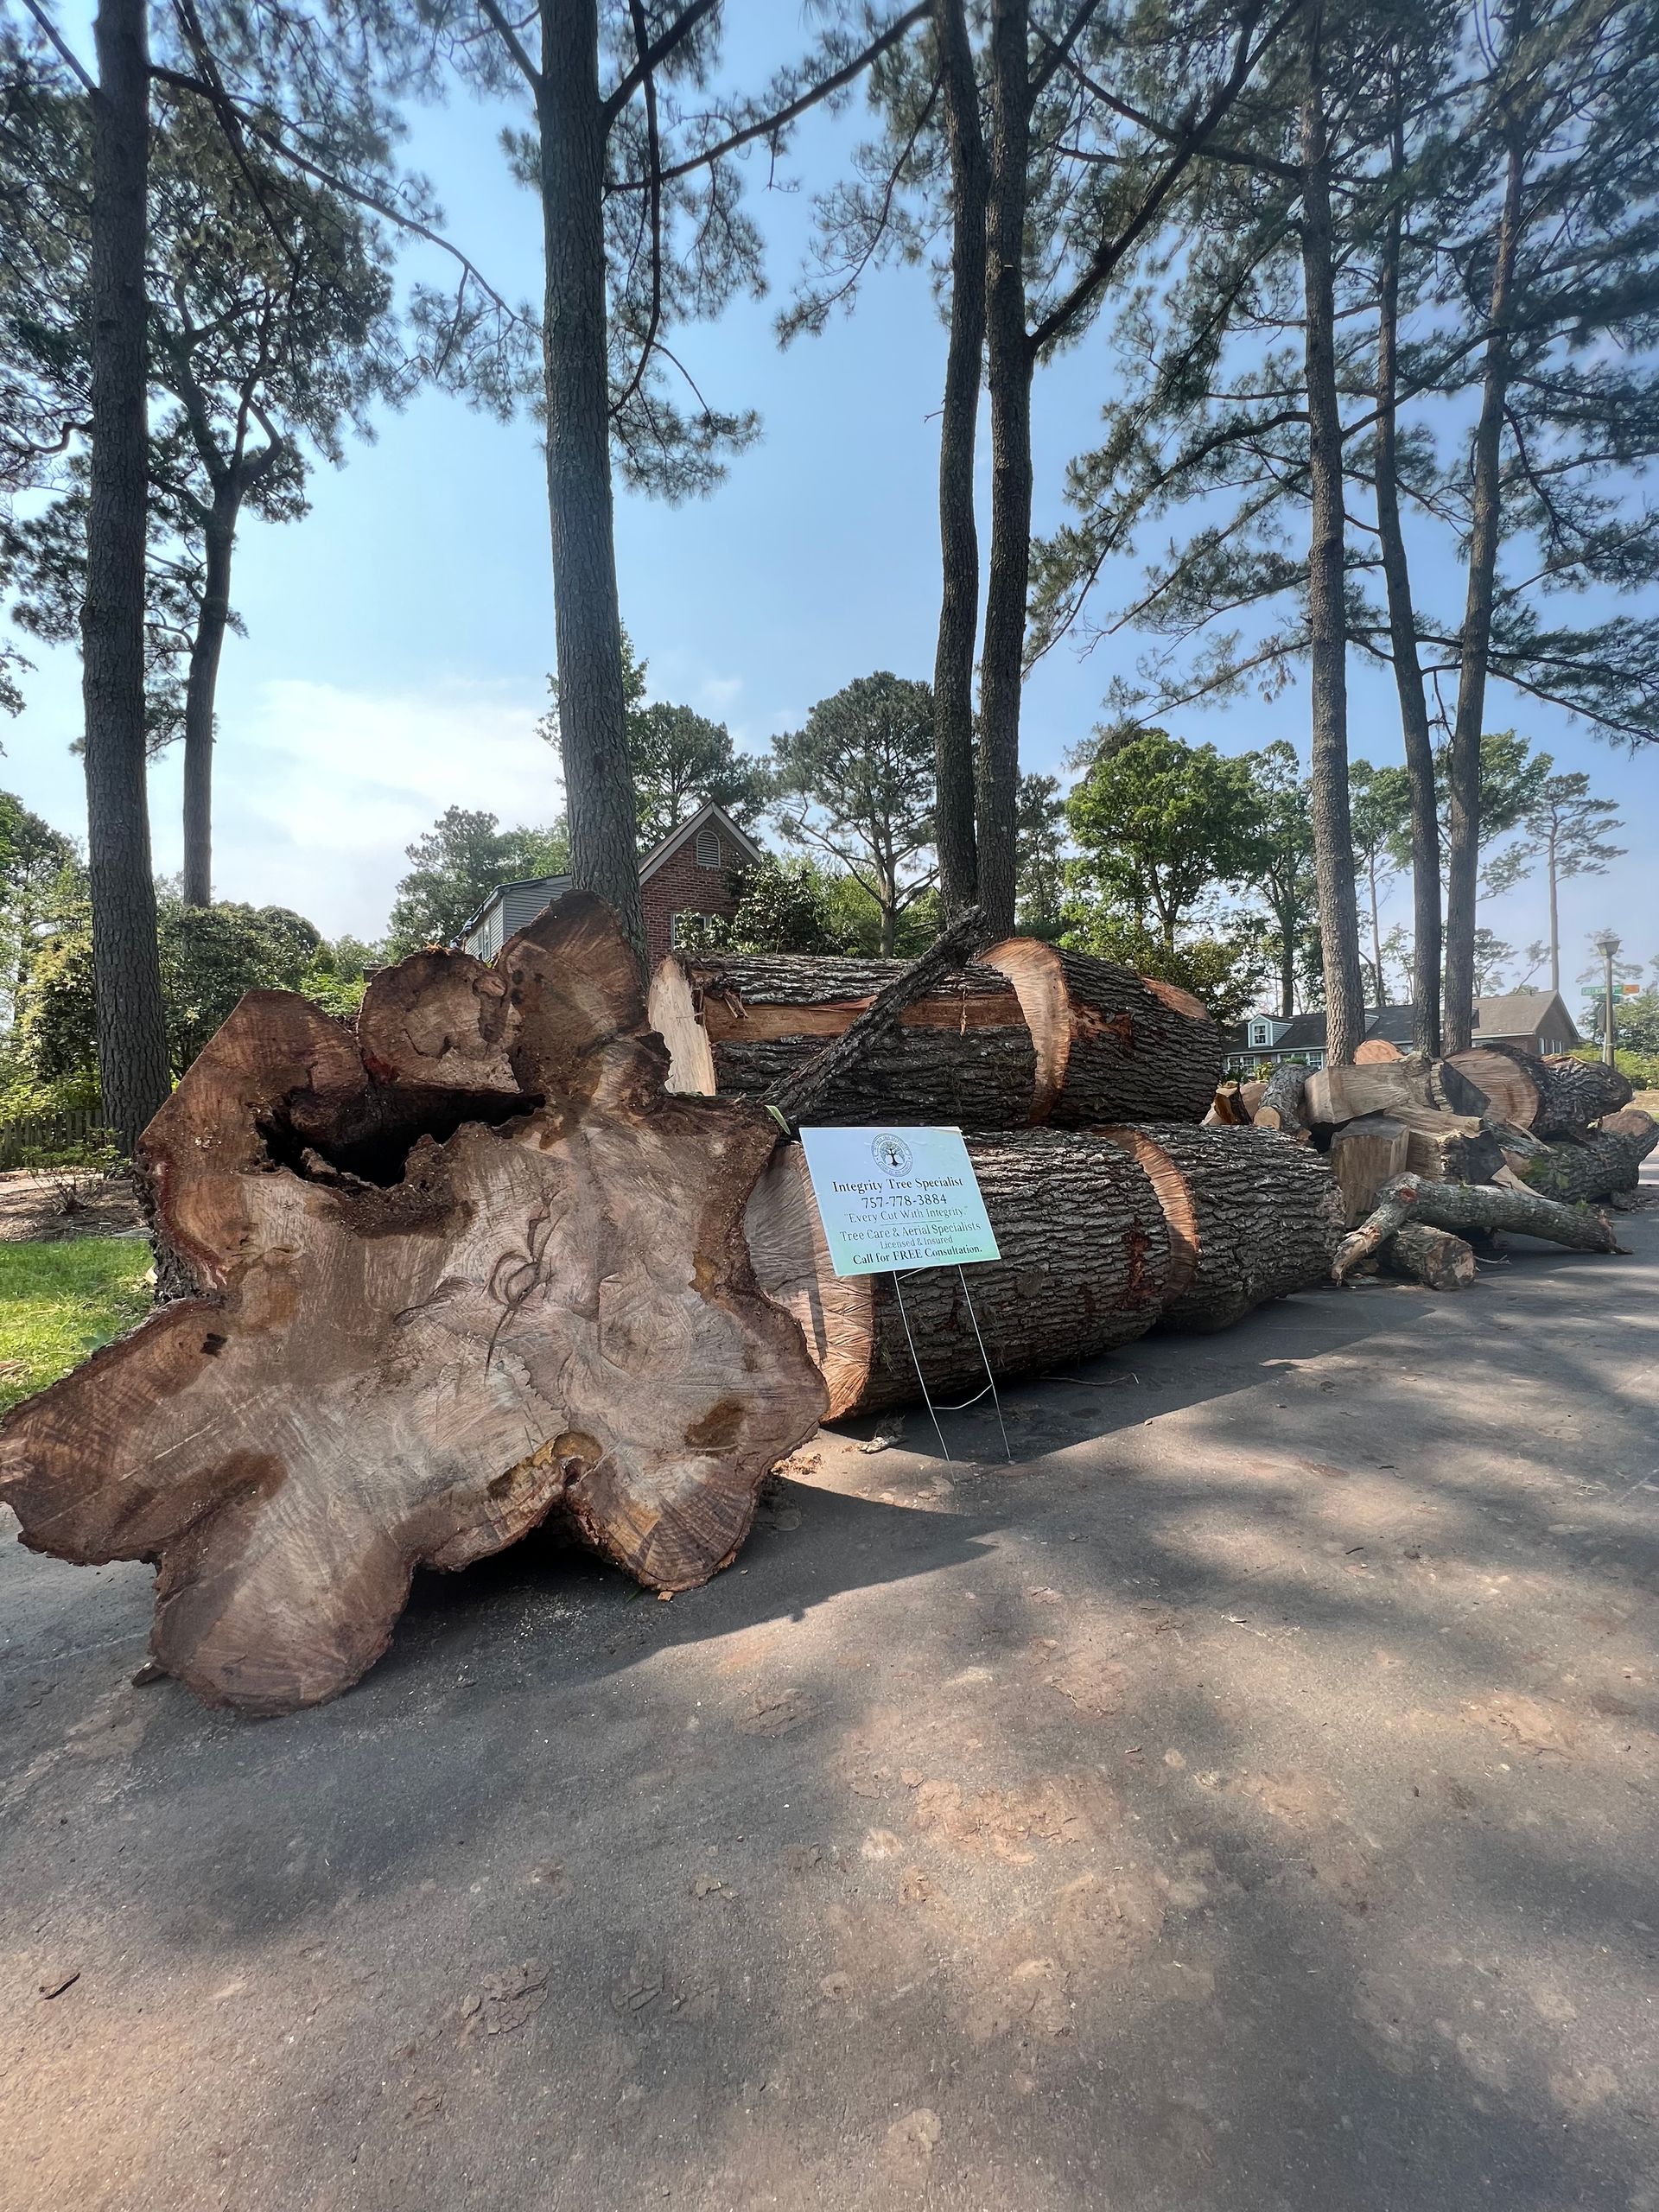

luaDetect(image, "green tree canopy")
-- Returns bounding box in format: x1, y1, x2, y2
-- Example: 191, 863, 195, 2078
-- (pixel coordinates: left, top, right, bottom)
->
385, 807, 569, 954
770, 673, 937, 957
628, 703, 770, 851
1066, 730, 1262, 949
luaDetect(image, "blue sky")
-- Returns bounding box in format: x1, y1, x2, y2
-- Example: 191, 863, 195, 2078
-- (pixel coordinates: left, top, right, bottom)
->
4, 3, 1653, 1012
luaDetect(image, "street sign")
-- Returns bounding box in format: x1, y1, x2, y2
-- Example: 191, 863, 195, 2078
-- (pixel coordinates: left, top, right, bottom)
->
1618, 982, 1643, 997
798, 1126, 1001, 1278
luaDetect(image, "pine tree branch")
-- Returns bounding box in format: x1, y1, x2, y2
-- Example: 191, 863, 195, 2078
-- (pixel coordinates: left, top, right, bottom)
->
601, 0, 719, 129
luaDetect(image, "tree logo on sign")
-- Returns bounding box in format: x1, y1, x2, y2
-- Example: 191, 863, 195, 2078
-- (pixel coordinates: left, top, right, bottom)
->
871, 1133, 913, 1177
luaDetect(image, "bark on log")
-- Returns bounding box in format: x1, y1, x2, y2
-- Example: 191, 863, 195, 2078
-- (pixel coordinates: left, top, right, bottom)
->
1328, 1116, 1409, 1224
0, 894, 827, 1714
649, 950, 1036, 1128
1205, 1079, 1262, 1127
1534, 1054, 1634, 1137
1515, 1113, 1656, 1206
1337, 1172, 1623, 1282
1253, 1063, 1308, 1136
1097, 1124, 1344, 1332
1382, 1223, 1476, 1290
981, 939, 1223, 1124
744, 1131, 1170, 1419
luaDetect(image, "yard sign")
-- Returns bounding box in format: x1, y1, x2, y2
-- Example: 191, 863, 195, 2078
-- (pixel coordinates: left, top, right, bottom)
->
798, 1126, 1001, 1278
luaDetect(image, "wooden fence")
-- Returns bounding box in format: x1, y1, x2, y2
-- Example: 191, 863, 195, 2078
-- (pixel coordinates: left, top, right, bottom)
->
0, 1109, 105, 1171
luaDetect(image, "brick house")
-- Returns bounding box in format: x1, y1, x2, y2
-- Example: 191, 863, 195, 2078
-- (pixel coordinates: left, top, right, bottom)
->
456, 799, 764, 969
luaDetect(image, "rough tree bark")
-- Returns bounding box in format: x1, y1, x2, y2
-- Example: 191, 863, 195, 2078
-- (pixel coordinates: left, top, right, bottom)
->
1374, 85, 1443, 1057
82, 0, 171, 1150
1516, 1112, 1656, 1205
746, 1130, 1170, 1416
931, 0, 988, 916
982, 938, 1223, 1124
649, 951, 1037, 1126
1382, 1222, 1476, 1290
975, 0, 1032, 938
537, 0, 645, 963
1297, 7, 1367, 1068
0, 895, 826, 1713
1443, 131, 1524, 1052
1098, 1123, 1344, 1330
1334, 1170, 1622, 1281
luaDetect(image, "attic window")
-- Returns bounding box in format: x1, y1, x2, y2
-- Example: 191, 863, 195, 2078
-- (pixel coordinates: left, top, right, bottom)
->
695, 826, 721, 868
1249, 1020, 1268, 1046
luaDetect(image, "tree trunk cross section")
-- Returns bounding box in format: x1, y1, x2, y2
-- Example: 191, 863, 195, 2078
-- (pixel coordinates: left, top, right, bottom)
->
0, 895, 825, 1714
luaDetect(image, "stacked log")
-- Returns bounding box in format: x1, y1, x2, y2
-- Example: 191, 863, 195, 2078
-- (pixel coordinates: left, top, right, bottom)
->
1096, 1124, 1344, 1331
747, 1122, 1343, 1413
746, 1132, 1172, 1418
651, 939, 1224, 1129
1512, 1109, 1656, 1206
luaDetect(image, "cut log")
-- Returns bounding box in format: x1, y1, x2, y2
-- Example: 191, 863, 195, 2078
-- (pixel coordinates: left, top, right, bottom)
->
1440, 1047, 1544, 1129
1096, 1124, 1344, 1332
1382, 1224, 1477, 1290
1381, 1104, 1504, 1185
1354, 1036, 1402, 1063
1514, 1112, 1657, 1206
1253, 1063, 1308, 1137
1205, 1078, 1264, 1128
981, 939, 1223, 1125
1336, 1172, 1623, 1282
650, 950, 1036, 1128
744, 1131, 1170, 1418
0, 894, 827, 1714
1328, 1115, 1410, 1225
1534, 1054, 1634, 1137
1302, 1059, 1432, 1126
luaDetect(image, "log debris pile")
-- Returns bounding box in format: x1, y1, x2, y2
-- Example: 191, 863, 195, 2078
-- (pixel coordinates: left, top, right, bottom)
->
1214, 1039, 1650, 1291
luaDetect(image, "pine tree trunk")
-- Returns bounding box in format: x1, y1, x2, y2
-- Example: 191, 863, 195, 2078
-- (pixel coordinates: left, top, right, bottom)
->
1444, 136, 1524, 1052
1099, 1123, 1344, 1331
1547, 836, 1560, 995
0, 895, 825, 1714
931, 0, 987, 918
1298, 35, 1367, 1067
181, 491, 238, 907
537, 0, 645, 964
745, 1131, 1170, 1418
1375, 88, 1443, 1058
975, 0, 1031, 939
81, 0, 170, 1152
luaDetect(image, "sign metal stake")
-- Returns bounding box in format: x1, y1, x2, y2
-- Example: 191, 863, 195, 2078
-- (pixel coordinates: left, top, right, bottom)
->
887, 1265, 1014, 1465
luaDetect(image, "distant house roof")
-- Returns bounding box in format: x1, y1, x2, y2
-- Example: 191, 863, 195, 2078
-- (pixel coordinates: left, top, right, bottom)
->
1225, 992, 1581, 1055
1226, 1005, 1413, 1052
1472, 991, 1580, 1045
454, 800, 764, 949
638, 798, 764, 885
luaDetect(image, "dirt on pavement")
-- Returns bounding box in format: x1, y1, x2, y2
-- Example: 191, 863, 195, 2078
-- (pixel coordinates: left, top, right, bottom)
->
1, 1170, 1655, 2211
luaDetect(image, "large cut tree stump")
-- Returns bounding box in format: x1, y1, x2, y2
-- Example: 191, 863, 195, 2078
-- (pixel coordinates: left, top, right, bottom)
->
1098, 1124, 1344, 1331
1438, 1046, 1631, 1136
0, 895, 826, 1714
982, 940, 1223, 1124
650, 951, 1037, 1127
744, 1131, 1171, 1418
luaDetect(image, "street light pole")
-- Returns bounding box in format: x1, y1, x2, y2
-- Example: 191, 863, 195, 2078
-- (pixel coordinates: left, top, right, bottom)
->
1592, 928, 1621, 1067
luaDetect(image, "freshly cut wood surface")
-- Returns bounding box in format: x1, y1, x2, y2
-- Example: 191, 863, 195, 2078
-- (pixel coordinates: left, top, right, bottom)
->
1329, 1116, 1410, 1225
1097, 1124, 1344, 1332
1384, 1223, 1476, 1289
1354, 1037, 1402, 1063
982, 939, 1223, 1125
0, 895, 827, 1714
1252, 1064, 1309, 1139
1440, 1047, 1543, 1129
649, 950, 1035, 1128
1381, 1105, 1503, 1185
1302, 1060, 1431, 1126
744, 1132, 1170, 1418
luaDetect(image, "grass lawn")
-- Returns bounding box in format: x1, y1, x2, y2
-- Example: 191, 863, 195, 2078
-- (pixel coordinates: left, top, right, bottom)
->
0, 1236, 153, 1414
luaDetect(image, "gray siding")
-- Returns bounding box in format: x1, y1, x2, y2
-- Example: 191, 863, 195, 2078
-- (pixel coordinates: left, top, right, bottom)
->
461, 875, 570, 961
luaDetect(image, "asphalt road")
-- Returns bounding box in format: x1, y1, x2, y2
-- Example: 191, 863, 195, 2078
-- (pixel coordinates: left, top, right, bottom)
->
3, 1180, 1656, 2212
